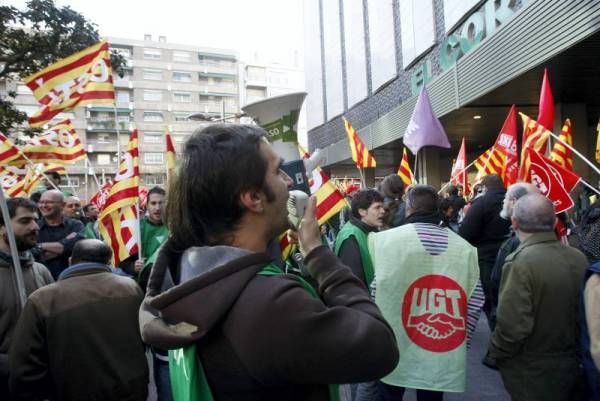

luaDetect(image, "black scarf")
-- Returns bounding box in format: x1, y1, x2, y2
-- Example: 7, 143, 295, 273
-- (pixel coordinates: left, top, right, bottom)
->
404, 210, 442, 226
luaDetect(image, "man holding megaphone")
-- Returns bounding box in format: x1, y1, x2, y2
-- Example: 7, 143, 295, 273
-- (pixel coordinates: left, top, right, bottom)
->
139, 124, 398, 401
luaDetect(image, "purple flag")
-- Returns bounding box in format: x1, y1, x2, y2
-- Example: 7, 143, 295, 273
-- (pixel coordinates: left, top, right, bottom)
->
403, 86, 451, 155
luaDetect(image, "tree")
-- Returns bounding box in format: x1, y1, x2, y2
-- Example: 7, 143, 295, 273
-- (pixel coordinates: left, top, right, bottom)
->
0, 0, 126, 134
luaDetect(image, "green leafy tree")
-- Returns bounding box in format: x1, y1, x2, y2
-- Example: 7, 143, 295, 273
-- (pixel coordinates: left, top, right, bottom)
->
0, 0, 125, 134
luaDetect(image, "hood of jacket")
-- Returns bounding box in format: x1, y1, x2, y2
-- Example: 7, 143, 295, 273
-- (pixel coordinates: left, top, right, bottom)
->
0, 249, 34, 269
140, 240, 273, 350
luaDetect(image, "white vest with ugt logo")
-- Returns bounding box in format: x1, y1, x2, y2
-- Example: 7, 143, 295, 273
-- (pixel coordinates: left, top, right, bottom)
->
369, 223, 479, 392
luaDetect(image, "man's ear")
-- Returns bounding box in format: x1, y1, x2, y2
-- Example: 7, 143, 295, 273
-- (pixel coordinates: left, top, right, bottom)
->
239, 189, 264, 213
511, 215, 519, 232
358, 208, 368, 219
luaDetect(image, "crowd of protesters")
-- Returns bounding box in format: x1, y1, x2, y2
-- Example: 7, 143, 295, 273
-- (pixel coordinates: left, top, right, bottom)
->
1, 124, 600, 401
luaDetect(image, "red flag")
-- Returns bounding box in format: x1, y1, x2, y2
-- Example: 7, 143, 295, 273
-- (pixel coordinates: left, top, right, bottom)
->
494, 105, 519, 187
524, 148, 576, 213
539, 152, 580, 194
450, 138, 469, 196
537, 68, 555, 132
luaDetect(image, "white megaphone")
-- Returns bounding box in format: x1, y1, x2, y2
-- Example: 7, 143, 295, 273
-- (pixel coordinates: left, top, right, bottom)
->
243, 92, 323, 194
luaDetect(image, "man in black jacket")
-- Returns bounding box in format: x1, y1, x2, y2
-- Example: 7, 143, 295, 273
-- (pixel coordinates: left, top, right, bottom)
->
459, 174, 511, 325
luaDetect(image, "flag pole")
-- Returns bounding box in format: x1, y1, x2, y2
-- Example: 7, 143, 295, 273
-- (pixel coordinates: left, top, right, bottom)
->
0, 190, 27, 309
358, 167, 366, 188
64, 172, 77, 195
113, 107, 122, 160
136, 202, 143, 262
19, 155, 61, 192
439, 159, 478, 194
580, 178, 600, 197
547, 130, 600, 177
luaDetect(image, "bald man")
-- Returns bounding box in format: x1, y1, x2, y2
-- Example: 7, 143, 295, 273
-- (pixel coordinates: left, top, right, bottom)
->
488, 183, 540, 329
35, 190, 84, 279
9, 239, 148, 401
489, 194, 587, 401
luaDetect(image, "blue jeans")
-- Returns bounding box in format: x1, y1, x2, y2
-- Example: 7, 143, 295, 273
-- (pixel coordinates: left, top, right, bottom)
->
153, 354, 173, 401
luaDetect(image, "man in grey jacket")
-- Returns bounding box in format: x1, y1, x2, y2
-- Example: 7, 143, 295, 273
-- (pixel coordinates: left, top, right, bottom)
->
0, 198, 53, 399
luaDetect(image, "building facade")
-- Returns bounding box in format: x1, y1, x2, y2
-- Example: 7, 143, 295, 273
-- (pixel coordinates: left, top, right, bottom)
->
2, 34, 241, 199
304, 0, 600, 187
239, 61, 307, 144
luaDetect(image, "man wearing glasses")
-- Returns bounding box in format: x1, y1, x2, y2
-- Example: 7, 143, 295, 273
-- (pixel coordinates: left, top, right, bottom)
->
34, 190, 84, 279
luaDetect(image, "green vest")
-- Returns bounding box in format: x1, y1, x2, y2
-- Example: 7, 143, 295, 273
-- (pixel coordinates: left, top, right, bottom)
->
334, 221, 374, 287
369, 223, 479, 392
168, 263, 340, 401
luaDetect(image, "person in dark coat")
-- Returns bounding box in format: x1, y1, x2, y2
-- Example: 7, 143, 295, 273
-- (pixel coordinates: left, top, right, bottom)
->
488, 182, 539, 330
9, 240, 148, 401
459, 174, 510, 325
489, 194, 587, 401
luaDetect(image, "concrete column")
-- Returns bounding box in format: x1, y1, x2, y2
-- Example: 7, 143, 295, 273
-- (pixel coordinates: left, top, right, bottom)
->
416, 147, 442, 188
364, 167, 376, 188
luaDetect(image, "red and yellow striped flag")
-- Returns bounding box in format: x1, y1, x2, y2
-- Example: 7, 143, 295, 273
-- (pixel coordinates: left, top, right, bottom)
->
550, 119, 573, 171
166, 130, 176, 171
519, 113, 553, 179
397, 147, 415, 186
98, 130, 140, 265
19, 119, 86, 165
0, 166, 26, 197
279, 146, 350, 260
343, 117, 376, 168
98, 205, 139, 266
474, 147, 507, 181
25, 41, 115, 128
99, 129, 139, 219
0, 133, 24, 166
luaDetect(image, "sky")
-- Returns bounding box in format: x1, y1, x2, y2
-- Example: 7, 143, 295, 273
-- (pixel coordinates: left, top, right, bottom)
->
8, 0, 305, 66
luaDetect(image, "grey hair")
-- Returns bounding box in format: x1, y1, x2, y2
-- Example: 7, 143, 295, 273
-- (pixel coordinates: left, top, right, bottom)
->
513, 194, 555, 233
500, 183, 540, 219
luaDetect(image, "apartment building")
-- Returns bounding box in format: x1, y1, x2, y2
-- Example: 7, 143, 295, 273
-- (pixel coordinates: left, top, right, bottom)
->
1, 34, 241, 199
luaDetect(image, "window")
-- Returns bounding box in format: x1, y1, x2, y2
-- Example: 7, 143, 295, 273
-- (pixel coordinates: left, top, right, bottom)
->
143, 132, 163, 144
144, 153, 164, 164
143, 112, 163, 122
112, 47, 131, 59
173, 135, 187, 143
116, 91, 131, 103
173, 112, 189, 122
144, 175, 165, 186
173, 92, 192, 103
97, 154, 111, 165
173, 51, 192, 63
66, 177, 79, 187
97, 134, 110, 143
143, 90, 162, 101
172, 71, 192, 82
143, 48, 162, 60
143, 69, 162, 80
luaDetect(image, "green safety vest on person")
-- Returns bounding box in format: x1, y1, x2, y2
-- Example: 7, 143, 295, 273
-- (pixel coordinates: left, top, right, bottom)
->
334, 221, 374, 287
168, 263, 341, 401
369, 223, 479, 392
137, 218, 169, 279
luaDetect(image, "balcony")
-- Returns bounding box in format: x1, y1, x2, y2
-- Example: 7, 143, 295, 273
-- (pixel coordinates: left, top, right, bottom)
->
199, 61, 238, 76
199, 84, 238, 96
85, 141, 118, 153
86, 119, 130, 132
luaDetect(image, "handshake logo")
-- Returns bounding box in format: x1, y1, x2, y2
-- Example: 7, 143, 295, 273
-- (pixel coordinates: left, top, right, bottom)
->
402, 275, 467, 353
